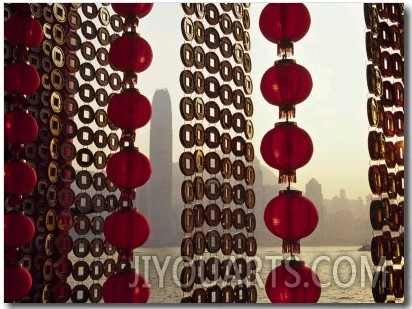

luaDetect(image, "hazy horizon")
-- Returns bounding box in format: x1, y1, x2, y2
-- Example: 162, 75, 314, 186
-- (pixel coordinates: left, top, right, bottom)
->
133, 3, 373, 201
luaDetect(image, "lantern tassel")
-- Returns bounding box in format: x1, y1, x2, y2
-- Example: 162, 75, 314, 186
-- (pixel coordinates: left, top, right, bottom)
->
277, 40, 294, 58
278, 169, 296, 184
282, 239, 300, 254
279, 105, 296, 120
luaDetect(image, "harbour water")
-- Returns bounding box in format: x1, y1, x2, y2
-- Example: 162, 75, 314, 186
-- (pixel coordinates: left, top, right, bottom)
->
138, 246, 378, 303
68, 246, 402, 303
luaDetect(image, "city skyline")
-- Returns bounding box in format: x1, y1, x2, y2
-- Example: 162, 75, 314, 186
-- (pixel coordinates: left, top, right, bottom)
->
134, 3, 374, 201
134, 86, 372, 246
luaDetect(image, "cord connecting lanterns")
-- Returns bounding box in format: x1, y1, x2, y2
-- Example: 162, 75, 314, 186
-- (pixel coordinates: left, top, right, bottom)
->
102, 3, 154, 303
258, 3, 321, 303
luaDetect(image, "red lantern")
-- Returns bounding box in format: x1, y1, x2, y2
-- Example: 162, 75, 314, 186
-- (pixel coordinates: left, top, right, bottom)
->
106, 148, 151, 189
261, 59, 312, 118
5, 110, 38, 145
4, 14, 43, 48
259, 3, 310, 55
108, 90, 152, 130
111, 3, 154, 18
104, 209, 150, 250
4, 213, 35, 248
109, 34, 153, 73
4, 161, 37, 195
4, 264, 32, 302
4, 62, 40, 95
260, 122, 313, 183
265, 260, 321, 303
264, 190, 318, 253
103, 270, 150, 303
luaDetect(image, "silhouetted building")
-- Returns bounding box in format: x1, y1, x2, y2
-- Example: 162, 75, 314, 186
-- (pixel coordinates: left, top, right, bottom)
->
305, 178, 325, 244
145, 89, 174, 245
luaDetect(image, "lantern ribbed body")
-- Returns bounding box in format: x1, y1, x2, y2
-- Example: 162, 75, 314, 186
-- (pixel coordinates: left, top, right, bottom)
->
259, 3, 311, 44
104, 209, 150, 250
109, 34, 153, 73
102, 270, 150, 303
265, 261, 321, 303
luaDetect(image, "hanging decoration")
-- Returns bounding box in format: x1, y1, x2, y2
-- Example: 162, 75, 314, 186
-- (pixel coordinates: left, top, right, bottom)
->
3, 3, 137, 303
364, 3, 404, 303
179, 3, 257, 303
4, 3, 43, 302
259, 3, 321, 303
102, 3, 154, 303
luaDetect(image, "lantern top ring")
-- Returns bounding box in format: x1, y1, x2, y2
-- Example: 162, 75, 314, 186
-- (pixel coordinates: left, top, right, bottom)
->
278, 189, 302, 196
274, 121, 297, 128
281, 259, 305, 266
274, 58, 296, 65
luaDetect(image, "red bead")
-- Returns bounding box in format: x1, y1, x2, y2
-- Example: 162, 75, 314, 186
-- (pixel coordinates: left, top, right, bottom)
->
4, 161, 37, 195
109, 34, 153, 73
108, 90, 152, 130
103, 271, 150, 303
111, 3, 153, 18
104, 209, 150, 250
5, 110, 38, 144
4, 213, 34, 248
4, 265, 32, 302
4, 213, 35, 248
5, 14, 43, 48
259, 3, 311, 44
266, 261, 321, 303
106, 148, 151, 189
4, 62, 40, 95
261, 60, 312, 107
264, 190, 318, 249
13, 46, 30, 60
260, 122, 313, 182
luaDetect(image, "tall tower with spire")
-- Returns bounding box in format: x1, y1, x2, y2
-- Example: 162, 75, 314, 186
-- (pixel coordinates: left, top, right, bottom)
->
147, 88, 174, 245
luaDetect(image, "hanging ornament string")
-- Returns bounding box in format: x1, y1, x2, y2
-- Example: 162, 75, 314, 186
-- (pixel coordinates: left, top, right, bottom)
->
258, 3, 321, 303
102, 3, 154, 303
364, 3, 404, 303
4, 3, 43, 303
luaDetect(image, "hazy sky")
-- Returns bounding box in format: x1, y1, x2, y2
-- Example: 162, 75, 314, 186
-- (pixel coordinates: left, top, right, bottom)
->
133, 3, 380, 201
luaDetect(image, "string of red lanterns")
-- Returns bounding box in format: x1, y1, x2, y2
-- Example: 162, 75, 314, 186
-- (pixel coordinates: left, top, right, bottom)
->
4, 4, 43, 302
102, 3, 154, 303
258, 3, 321, 303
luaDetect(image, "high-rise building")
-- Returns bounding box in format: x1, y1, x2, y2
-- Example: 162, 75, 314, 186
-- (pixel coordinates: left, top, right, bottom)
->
147, 88, 174, 245
305, 178, 325, 244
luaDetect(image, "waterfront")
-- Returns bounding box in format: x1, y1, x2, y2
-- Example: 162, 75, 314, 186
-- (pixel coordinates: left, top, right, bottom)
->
67, 245, 402, 303
138, 246, 379, 303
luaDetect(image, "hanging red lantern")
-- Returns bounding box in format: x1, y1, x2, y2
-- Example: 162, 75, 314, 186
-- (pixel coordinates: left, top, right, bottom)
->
4, 213, 35, 248
5, 110, 38, 145
111, 3, 154, 18
102, 270, 150, 303
259, 3, 311, 56
104, 208, 150, 250
266, 260, 321, 303
4, 62, 40, 95
4, 264, 32, 302
106, 148, 151, 189
4, 161, 37, 195
109, 34, 153, 73
4, 14, 43, 48
264, 190, 318, 253
108, 89, 152, 130
260, 122, 313, 183
261, 59, 312, 118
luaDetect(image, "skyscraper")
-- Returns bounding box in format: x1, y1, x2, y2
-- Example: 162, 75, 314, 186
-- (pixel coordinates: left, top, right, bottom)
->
147, 88, 174, 245
305, 178, 325, 244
